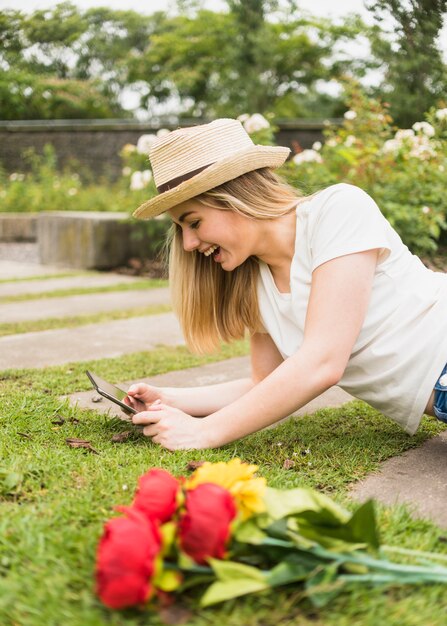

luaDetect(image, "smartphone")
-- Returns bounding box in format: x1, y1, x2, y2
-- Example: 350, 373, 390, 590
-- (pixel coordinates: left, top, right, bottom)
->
85, 370, 137, 415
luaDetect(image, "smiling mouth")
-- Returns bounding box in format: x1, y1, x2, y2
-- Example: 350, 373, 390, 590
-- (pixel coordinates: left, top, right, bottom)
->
203, 244, 219, 257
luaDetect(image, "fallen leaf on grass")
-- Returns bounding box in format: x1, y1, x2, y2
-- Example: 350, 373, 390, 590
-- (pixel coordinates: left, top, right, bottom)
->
283, 459, 295, 470
17, 432, 32, 439
185, 460, 205, 471
92, 395, 103, 403
66, 438, 99, 455
111, 431, 132, 443
51, 416, 65, 425
69, 417, 80, 425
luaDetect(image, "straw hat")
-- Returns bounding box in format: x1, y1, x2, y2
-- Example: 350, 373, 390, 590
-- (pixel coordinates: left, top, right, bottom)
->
132, 118, 290, 219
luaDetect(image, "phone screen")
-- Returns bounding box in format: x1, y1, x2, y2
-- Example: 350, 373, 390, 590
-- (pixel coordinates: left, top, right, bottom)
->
86, 370, 137, 414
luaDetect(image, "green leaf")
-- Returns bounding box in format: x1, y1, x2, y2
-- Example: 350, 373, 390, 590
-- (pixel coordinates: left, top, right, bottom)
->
266, 559, 315, 587
200, 578, 269, 607
200, 559, 269, 606
343, 500, 380, 549
264, 487, 349, 524
208, 558, 266, 583
234, 518, 267, 544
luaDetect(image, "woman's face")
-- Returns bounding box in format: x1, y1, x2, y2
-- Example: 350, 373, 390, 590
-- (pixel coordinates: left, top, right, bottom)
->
168, 198, 255, 271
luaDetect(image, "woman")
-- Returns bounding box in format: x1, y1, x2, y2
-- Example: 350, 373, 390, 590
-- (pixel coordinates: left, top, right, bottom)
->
125, 118, 447, 450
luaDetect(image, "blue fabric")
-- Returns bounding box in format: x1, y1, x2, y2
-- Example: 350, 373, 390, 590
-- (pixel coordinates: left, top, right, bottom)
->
433, 362, 447, 424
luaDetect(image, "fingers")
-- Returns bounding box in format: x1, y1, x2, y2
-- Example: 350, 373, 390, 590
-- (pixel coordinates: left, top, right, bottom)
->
131, 406, 164, 425
142, 424, 159, 437
127, 383, 148, 397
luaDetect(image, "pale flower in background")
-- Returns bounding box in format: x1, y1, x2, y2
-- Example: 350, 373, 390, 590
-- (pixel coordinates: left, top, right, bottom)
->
382, 138, 400, 153
67, 188, 78, 196
130, 170, 152, 191
412, 121, 435, 137
122, 166, 132, 177
237, 113, 250, 123
395, 129, 415, 140
326, 138, 338, 147
156, 128, 170, 138
292, 149, 323, 164
435, 108, 447, 120
421, 206, 431, 214
381, 127, 436, 160
344, 135, 356, 147
344, 110, 357, 120
136, 134, 157, 154
121, 143, 136, 156
9, 173, 25, 182
242, 113, 270, 134
312, 141, 322, 151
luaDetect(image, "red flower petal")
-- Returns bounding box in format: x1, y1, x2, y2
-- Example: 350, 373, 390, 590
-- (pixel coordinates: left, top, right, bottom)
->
96, 507, 161, 609
179, 483, 236, 565
133, 468, 180, 524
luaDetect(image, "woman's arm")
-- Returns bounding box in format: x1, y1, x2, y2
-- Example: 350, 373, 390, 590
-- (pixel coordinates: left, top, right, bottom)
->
133, 249, 379, 449
126, 332, 283, 416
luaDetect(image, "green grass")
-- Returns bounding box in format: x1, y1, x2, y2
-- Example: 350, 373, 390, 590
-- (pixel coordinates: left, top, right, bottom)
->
0, 271, 84, 284
0, 304, 172, 337
1, 342, 447, 626
1, 278, 168, 303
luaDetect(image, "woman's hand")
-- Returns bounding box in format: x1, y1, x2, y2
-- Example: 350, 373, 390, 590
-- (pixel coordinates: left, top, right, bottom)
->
131, 402, 211, 450
124, 383, 165, 413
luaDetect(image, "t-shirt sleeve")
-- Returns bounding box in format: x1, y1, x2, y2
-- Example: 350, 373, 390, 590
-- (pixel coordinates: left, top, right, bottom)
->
308, 184, 391, 272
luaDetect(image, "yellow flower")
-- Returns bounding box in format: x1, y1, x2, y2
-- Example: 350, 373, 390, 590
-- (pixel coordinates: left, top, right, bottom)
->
186, 459, 266, 520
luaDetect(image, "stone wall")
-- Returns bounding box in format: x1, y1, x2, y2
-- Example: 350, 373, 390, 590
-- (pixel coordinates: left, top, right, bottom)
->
0, 119, 337, 179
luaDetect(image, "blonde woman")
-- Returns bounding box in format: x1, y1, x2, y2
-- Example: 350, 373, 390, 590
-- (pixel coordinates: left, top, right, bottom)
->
124, 118, 447, 450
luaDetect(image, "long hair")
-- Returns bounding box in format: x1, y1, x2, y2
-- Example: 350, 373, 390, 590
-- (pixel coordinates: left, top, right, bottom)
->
167, 167, 303, 353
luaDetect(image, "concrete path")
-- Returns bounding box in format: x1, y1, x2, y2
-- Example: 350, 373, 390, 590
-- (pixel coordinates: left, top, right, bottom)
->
0, 313, 183, 369
0, 272, 142, 297
0, 287, 170, 323
350, 431, 447, 528
68, 355, 353, 418
0, 260, 71, 280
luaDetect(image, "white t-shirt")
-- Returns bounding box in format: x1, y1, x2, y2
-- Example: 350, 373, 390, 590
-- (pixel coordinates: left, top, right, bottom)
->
257, 183, 447, 434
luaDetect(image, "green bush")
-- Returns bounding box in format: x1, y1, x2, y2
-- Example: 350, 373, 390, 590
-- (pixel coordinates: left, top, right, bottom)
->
280, 87, 447, 256
0, 144, 157, 215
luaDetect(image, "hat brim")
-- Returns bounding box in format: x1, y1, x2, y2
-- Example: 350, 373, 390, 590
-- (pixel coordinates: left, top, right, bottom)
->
132, 144, 290, 219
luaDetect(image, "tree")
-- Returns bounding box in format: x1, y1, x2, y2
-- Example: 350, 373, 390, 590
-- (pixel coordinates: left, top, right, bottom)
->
367, 0, 447, 126
129, 2, 366, 118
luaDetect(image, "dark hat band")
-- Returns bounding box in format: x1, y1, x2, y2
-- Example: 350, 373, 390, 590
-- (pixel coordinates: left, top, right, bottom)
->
156, 163, 215, 193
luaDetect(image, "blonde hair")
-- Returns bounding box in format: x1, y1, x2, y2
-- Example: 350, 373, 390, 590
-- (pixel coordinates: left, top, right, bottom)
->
167, 168, 303, 353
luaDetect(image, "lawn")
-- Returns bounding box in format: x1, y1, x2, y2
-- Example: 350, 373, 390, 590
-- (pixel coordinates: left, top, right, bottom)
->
1, 341, 446, 626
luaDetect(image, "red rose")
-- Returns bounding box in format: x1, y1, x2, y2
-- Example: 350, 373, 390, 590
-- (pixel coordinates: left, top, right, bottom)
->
96, 507, 161, 609
179, 483, 237, 565
133, 468, 180, 524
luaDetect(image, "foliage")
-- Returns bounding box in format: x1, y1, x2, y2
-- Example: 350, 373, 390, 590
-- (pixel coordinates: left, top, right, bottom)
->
366, 0, 447, 127
280, 86, 447, 255
128, 5, 365, 119
0, 144, 157, 214
95, 459, 447, 612
0, 1, 370, 120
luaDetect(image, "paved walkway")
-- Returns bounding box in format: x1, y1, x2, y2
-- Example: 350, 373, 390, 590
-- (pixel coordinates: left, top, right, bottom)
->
0, 272, 141, 297
2, 254, 447, 528
0, 287, 170, 322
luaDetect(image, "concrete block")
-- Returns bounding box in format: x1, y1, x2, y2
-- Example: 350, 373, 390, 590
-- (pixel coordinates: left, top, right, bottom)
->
37, 211, 132, 269
0, 213, 37, 241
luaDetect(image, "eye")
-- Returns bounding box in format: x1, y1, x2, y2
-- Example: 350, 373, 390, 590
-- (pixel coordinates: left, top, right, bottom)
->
190, 220, 200, 230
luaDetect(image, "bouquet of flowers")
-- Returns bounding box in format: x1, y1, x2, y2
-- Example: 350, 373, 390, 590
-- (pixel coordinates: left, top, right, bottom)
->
95, 459, 447, 611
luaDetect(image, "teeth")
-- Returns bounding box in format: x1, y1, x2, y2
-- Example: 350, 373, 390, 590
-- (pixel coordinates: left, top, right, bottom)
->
203, 244, 218, 256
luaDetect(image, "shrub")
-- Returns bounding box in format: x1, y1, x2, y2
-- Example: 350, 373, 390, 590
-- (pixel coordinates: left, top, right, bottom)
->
279, 88, 447, 256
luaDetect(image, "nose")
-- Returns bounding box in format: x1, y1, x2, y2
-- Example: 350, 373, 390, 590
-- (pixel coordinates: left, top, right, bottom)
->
182, 228, 200, 252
